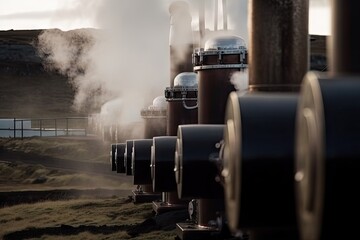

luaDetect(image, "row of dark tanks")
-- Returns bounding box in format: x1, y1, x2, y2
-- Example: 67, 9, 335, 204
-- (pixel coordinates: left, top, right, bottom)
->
105, 1, 359, 240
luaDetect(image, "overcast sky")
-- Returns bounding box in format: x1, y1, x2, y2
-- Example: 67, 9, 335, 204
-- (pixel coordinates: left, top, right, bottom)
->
0, 0, 330, 35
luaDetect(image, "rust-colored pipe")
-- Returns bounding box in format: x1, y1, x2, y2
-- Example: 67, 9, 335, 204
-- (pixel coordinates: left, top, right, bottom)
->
329, 1, 360, 75
249, 0, 309, 92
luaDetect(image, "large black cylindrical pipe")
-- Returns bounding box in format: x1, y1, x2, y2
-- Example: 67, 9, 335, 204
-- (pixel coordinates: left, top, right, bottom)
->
132, 139, 153, 185
249, 0, 309, 91
223, 92, 298, 232
195, 36, 247, 124
222, 0, 309, 236
151, 136, 177, 192
295, 1, 360, 240
295, 73, 360, 240
124, 140, 134, 176
116, 143, 126, 173
175, 124, 224, 199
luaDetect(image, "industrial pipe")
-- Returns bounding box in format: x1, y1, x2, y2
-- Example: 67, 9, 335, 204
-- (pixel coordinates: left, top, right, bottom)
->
166, 72, 198, 136
248, 0, 309, 92
110, 144, 116, 171
194, 35, 247, 124
295, 1, 360, 240
116, 143, 126, 173
223, 92, 298, 231
169, 1, 194, 86
151, 136, 177, 192
222, 0, 309, 236
175, 124, 224, 199
132, 139, 154, 185
140, 96, 167, 139
124, 140, 134, 176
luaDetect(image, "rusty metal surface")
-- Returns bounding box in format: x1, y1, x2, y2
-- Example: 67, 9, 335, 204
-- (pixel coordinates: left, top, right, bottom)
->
249, 0, 308, 91
167, 102, 198, 136
144, 118, 166, 139
198, 69, 237, 124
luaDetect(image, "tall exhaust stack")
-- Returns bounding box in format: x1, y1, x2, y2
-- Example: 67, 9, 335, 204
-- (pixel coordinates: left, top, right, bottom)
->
169, 1, 194, 87
153, 72, 198, 214
168, 1, 196, 136
249, 0, 308, 92
175, 32, 248, 239
151, 1, 198, 213
130, 96, 167, 203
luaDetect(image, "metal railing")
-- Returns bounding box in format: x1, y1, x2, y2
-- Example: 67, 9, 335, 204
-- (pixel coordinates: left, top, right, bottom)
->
0, 117, 89, 139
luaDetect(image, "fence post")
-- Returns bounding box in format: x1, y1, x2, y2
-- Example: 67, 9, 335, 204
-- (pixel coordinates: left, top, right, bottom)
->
55, 119, 57, 137
40, 119, 42, 137
13, 118, 16, 138
85, 117, 88, 136
21, 120, 23, 139
66, 118, 69, 136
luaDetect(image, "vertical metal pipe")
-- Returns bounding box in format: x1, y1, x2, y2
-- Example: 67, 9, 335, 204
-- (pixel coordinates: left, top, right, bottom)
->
199, 0, 205, 47
166, 73, 198, 136
329, 0, 360, 75
55, 119, 57, 137
214, 0, 218, 31
222, 0, 228, 30
40, 119, 42, 137
66, 118, 69, 136
168, 1, 196, 138
169, 1, 194, 86
249, 0, 309, 92
85, 118, 87, 136
13, 118, 15, 138
21, 120, 23, 139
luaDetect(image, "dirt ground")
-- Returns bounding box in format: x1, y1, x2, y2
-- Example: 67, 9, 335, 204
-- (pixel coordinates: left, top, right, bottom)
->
0, 137, 182, 240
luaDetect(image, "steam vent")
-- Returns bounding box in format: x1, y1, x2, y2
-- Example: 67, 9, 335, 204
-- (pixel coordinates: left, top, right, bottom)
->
194, 35, 247, 124
140, 96, 167, 139
165, 72, 198, 136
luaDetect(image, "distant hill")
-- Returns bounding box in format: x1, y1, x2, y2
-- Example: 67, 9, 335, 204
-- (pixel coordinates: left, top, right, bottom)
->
0, 30, 84, 118
0, 30, 327, 119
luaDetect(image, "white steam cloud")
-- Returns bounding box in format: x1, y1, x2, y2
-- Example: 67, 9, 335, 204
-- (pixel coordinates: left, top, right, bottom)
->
230, 70, 249, 92
37, 0, 171, 127
36, 0, 248, 137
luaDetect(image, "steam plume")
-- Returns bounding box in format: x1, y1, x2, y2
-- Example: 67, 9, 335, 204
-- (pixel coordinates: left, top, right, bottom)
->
37, 0, 248, 129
